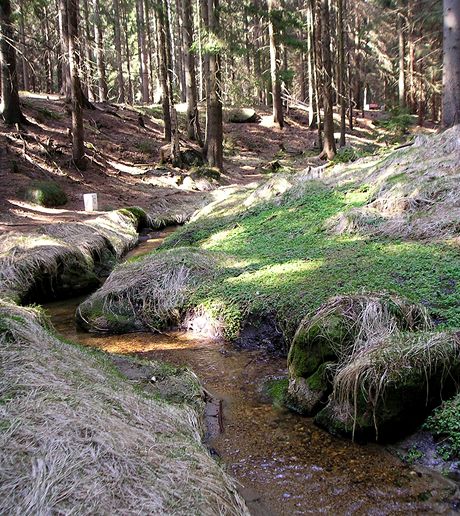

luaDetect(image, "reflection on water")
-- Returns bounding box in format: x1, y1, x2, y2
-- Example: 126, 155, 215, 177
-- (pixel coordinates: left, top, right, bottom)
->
44, 228, 456, 515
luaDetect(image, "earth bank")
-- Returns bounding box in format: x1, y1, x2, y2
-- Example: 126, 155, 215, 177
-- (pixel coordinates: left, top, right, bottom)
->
77, 127, 460, 453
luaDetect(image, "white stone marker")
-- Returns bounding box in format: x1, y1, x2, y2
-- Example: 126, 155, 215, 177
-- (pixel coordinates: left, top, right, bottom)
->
83, 193, 98, 212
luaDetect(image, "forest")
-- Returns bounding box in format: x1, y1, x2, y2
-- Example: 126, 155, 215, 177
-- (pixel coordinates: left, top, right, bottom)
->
1, 0, 460, 514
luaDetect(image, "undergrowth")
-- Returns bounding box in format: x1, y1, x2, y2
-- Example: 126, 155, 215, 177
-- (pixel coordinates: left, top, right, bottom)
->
423, 394, 460, 460
162, 181, 460, 341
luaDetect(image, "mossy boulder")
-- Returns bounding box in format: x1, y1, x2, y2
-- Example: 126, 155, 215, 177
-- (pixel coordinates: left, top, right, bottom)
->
225, 107, 259, 123
286, 293, 449, 440
21, 180, 67, 207
119, 206, 149, 231
288, 293, 430, 380
189, 166, 221, 182
76, 247, 222, 334
288, 362, 333, 415
314, 331, 460, 441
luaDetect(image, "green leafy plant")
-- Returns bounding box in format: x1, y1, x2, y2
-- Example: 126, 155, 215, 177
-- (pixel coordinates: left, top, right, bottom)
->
423, 395, 460, 460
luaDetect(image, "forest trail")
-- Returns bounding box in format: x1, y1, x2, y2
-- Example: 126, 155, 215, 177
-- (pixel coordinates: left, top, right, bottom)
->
0, 93, 397, 232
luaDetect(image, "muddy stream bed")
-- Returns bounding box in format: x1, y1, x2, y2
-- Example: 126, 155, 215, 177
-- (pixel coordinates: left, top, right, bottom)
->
45, 227, 458, 515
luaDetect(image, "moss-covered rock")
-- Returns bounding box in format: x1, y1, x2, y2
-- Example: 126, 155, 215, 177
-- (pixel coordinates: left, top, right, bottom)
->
285, 294, 453, 440
288, 362, 333, 415
287, 293, 430, 380
190, 166, 221, 182
314, 331, 460, 441
21, 180, 67, 207
119, 206, 149, 230
76, 247, 223, 334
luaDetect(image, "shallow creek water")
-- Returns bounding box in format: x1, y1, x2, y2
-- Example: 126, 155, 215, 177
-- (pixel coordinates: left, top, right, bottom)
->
45, 228, 457, 515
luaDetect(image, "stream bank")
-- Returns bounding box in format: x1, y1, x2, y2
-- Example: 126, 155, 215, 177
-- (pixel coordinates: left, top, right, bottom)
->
46, 226, 460, 515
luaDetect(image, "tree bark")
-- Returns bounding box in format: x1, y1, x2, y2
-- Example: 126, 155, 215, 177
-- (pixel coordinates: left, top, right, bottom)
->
181, 0, 202, 143
122, 0, 134, 103
268, 0, 284, 128
157, 0, 172, 141
58, 0, 71, 98
136, 0, 150, 103
66, 0, 86, 169
204, 0, 223, 170
398, 9, 406, 108
18, 0, 29, 91
0, 0, 25, 124
442, 0, 460, 127
113, 0, 125, 102
337, 0, 346, 146
93, 0, 108, 101
306, 0, 317, 129
319, 0, 336, 159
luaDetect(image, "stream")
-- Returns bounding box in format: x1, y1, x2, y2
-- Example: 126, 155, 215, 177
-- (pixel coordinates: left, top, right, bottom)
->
45, 227, 457, 515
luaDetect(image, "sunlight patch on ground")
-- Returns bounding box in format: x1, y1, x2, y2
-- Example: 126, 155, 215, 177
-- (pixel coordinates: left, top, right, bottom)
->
225, 259, 323, 287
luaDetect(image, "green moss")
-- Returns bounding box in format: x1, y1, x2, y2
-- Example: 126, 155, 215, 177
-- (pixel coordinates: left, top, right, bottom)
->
189, 166, 221, 181
20, 180, 67, 207
306, 362, 331, 392
265, 378, 289, 407
158, 180, 460, 342
424, 394, 460, 460
119, 206, 148, 230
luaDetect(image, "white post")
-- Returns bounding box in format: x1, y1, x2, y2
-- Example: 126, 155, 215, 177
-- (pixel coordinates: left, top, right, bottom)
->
83, 193, 98, 212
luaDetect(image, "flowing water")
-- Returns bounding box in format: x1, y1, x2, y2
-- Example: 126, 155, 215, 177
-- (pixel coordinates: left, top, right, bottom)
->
45, 228, 457, 515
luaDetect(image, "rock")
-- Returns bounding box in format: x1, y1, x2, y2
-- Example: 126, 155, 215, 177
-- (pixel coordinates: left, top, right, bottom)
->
286, 294, 460, 441
20, 180, 67, 207
288, 362, 332, 415
313, 331, 460, 441
225, 107, 259, 123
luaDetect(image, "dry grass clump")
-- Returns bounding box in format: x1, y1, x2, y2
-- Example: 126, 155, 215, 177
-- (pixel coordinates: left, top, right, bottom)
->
316, 293, 432, 358
326, 126, 460, 239
332, 330, 460, 439
288, 293, 453, 438
0, 211, 139, 302
0, 299, 248, 515
77, 247, 224, 333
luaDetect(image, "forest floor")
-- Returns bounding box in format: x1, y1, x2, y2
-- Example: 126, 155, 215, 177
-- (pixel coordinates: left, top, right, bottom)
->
0, 92, 430, 231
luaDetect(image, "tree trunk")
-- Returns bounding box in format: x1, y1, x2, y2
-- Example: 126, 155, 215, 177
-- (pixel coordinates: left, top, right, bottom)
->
93, 0, 108, 101
122, 0, 134, 103
337, 0, 346, 146
181, 0, 202, 143
306, 0, 317, 129
136, 0, 150, 103
268, 0, 284, 128
66, 0, 86, 169
18, 0, 29, 91
58, 0, 71, 98
319, 0, 336, 159
82, 0, 95, 101
176, 0, 187, 103
205, 0, 223, 170
398, 10, 406, 108
0, 0, 25, 124
113, 0, 125, 102
44, 6, 54, 93
157, 0, 172, 141
442, 0, 460, 127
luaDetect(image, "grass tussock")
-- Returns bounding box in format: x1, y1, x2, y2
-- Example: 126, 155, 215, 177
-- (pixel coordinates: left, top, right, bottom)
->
77, 247, 225, 334
0, 299, 248, 515
0, 211, 140, 303
325, 125, 460, 239
333, 330, 460, 439
288, 293, 460, 439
